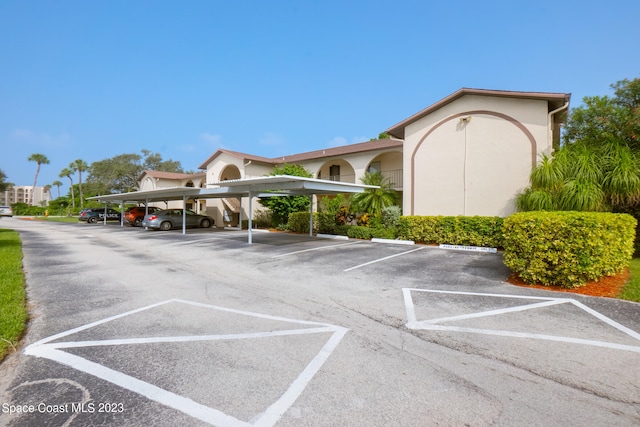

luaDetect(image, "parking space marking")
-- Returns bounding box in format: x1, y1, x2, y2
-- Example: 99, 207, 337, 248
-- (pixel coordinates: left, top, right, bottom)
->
403, 288, 640, 352
171, 235, 229, 246
272, 241, 363, 258
344, 246, 426, 271
25, 299, 349, 427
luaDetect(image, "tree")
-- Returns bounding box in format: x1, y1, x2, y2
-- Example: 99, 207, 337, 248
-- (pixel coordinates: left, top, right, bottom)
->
518, 78, 640, 212
370, 132, 390, 141
52, 180, 63, 199
350, 171, 400, 215
87, 150, 184, 194
71, 159, 88, 207
0, 169, 10, 192
258, 164, 313, 226
59, 168, 76, 209
141, 149, 184, 172
28, 153, 49, 205
563, 78, 640, 150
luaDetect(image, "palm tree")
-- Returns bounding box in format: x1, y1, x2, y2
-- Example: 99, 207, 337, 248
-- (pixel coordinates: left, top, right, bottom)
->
52, 180, 63, 199
28, 153, 49, 205
350, 171, 400, 215
518, 141, 640, 212
59, 168, 76, 209
71, 159, 88, 207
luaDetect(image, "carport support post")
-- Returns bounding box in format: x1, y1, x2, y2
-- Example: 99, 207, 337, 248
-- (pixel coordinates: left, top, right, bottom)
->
103, 202, 107, 225
309, 194, 313, 237
120, 201, 124, 227
248, 191, 253, 244
182, 195, 187, 235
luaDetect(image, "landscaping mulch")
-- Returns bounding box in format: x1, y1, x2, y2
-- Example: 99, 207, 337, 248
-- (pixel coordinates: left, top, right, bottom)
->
507, 270, 630, 298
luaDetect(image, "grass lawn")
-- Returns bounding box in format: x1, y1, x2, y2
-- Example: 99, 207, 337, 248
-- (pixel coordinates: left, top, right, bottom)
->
0, 228, 28, 362
620, 258, 640, 302
30, 216, 79, 223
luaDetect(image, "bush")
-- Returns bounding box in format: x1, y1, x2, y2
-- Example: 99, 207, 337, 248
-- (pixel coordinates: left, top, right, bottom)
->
11, 203, 46, 216
397, 215, 504, 247
317, 212, 337, 234
346, 225, 373, 239
381, 205, 402, 228
502, 211, 636, 288
370, 226, 397, 239
287, 212, 317, 233
252, 210, 272, 229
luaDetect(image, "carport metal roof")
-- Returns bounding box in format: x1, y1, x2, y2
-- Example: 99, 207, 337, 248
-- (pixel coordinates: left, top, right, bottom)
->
88, 175, 378, 243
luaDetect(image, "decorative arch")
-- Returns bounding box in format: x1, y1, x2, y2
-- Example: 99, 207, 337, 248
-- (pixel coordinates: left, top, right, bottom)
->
315, 159, 356, 183
219, 164, 241, 182
410, 110, 538, 215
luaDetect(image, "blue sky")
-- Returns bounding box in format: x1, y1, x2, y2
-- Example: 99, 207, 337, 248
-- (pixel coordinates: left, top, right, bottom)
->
1, 0, 639, 197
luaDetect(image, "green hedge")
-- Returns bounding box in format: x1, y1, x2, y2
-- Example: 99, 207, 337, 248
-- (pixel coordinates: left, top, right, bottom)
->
287, 212, 318, 233
288, 212, 397, 239
397, 215, 504, 247
502, 211, 636, 288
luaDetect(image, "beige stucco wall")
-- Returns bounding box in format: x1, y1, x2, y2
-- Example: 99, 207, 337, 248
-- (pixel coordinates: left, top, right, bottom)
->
403, 95, 551, 217
201, 153, 275, 226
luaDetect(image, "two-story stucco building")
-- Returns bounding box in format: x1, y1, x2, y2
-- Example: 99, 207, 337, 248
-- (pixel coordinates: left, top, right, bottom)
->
138, 88, 570, 226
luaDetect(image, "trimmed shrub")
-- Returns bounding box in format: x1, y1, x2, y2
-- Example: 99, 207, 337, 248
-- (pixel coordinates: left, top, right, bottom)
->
317, 212, 337, 234
252, 210, 272, 229
397, 215, 504, 247
346, 225, 373, 240
381, 205, 402, 228
287, 212, 318, 233
502, 211, 636, 288
370, 226, 397, 239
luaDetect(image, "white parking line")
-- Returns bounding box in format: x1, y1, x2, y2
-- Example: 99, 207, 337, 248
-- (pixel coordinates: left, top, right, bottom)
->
272, 241, 362, 258
402, 288, 640, 353
25, 299, 349, 427
344, 246, 426, 271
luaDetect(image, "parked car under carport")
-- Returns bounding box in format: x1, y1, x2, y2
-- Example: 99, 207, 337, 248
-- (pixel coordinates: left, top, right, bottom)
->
142, 209, 214, 231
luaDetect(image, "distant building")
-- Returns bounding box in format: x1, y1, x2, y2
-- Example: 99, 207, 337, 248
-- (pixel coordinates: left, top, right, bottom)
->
0, 186, 52, 207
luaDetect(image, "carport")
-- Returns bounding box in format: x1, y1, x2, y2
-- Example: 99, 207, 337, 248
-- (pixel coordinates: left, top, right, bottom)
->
88, 175, 377, 243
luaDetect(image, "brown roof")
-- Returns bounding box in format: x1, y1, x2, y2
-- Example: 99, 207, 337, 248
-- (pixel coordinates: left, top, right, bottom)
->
138, 170, 206, 182
198, 139, 403, 169
386, 88, 571, 139
277, 138, 403, 163
198, 149, 277, 170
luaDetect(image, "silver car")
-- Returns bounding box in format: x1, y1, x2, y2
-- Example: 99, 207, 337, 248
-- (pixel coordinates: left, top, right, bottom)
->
142, 209, 214, 231
0, 206, 13, 217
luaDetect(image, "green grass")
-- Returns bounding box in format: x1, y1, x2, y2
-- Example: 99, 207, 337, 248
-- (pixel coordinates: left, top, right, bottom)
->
0, 228, 28, 361
42, 216, 80, 223
620, 258, 640, 302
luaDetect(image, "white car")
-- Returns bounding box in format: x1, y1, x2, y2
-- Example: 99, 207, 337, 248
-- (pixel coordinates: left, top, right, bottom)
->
0, 206, 13, 217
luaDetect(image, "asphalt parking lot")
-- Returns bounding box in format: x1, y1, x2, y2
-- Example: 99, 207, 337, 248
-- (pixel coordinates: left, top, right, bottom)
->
1, 218, 639, 426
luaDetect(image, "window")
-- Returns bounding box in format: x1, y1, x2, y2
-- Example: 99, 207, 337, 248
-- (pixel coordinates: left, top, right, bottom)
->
368, 161, 381, 174
329, 165, 340, 181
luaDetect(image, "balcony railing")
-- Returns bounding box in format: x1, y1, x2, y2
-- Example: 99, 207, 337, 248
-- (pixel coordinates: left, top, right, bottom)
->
381, 169, 403, 189
317, 174, 356, 183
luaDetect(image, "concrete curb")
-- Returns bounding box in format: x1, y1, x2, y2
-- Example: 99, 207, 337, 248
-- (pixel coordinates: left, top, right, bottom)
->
317, 234, 349, 240
371, 238, 415, 245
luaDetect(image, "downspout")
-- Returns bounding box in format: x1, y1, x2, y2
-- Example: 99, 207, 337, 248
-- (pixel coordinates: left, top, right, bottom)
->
548, 101, 569, 151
